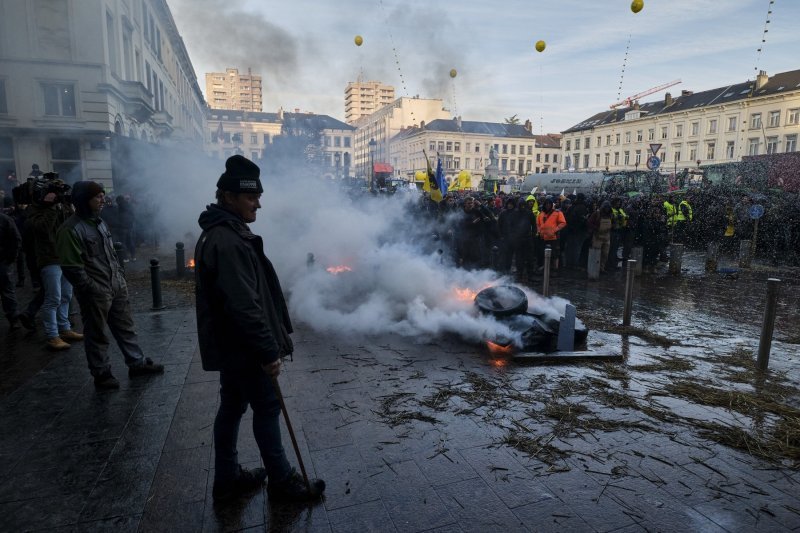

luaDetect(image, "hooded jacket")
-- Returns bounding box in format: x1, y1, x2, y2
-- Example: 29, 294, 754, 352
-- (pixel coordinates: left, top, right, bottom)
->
195, 203, 293, 371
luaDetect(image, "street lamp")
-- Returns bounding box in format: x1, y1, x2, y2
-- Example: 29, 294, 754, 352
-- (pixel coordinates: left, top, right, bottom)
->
368, 138, 377, 192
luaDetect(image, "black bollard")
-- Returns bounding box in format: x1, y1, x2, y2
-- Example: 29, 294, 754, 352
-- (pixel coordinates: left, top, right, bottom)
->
176, 242, 185, 278
490, 245, 499, 271
756, 278, 781, 372
306, 252, 315, 269
150, 258, 166, 310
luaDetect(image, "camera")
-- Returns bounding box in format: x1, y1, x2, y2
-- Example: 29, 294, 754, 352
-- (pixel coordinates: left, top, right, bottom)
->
12, 171, 71, 205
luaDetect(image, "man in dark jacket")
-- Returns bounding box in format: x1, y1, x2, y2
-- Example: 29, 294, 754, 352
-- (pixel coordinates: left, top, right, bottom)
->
0, 211, 21, 329
56, 181, 163, 389
195, 155, 325, 504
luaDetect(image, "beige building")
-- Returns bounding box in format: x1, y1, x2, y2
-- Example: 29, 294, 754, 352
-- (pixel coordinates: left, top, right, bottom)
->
345, 80, 394, 124
561, 69, 800, 173
206, 108, 355, 178
390, 118, 561, 184
206, 68, 263, 112
0, 0, 206, 190
353, 96, 450, 179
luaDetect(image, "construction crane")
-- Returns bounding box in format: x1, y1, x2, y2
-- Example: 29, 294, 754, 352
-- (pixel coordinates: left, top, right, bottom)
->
609, 79, 682, 109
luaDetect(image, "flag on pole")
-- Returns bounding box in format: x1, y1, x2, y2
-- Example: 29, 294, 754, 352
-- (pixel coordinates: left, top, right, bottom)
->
435, 156, 447, 197
422, 149, 442, 202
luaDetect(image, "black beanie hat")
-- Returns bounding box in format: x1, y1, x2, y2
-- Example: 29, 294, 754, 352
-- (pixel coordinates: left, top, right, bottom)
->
216, 155, 263, 193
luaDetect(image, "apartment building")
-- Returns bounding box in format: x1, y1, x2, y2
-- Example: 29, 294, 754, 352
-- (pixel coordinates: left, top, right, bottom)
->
352, 96, 450, 179
0, 0, 206, 189
561, 69, 800, 173
390, 118, 561, 184
344, 81, 394, 124
205, 67, 263, 112
206, 108, 355, 178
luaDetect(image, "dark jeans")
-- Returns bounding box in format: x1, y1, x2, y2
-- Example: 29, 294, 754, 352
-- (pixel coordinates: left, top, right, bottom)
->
214, 366, 292, 484
0, 262, 18, 321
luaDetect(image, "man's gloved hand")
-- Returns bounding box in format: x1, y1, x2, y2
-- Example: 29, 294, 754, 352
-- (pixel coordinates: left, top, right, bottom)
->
262, 359, 281, 377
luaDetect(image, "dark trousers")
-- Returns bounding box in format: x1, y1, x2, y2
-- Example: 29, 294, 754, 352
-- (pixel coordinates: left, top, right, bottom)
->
214, 367, 292, 483
76, 286, 145, 376
0, 262, 18, 321
607, 230, 622, 270
15, 251, 25, 284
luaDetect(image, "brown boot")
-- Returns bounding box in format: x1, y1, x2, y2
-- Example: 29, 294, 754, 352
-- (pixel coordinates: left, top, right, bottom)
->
46, 337, 71, 351
60, 330, 84, 342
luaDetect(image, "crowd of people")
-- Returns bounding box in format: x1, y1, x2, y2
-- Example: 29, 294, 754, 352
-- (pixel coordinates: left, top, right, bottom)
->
410, 185, 800, 280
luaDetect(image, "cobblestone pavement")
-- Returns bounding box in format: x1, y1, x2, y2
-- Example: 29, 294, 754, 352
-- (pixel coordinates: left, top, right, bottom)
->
1, 250, 799, 532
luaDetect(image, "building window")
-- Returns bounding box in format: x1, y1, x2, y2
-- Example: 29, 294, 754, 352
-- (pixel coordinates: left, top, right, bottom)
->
544, 154, 550, 163
510, 145, 516, 155
565, 140, 571, 151
689, 144, 697, 161
583, 154, 590, 168
623, 151, 629, 165
786, 135, 797, 153
553, 154, 557, 164
690, 122, 699, 136
429, 141, 435, 152
708, 119, 717, 134
465, 142, 471, 152
323, 136, 331, 147
595, 154, 601, 167
706, 142, 715, 160
604, 153, 610, 166
647, 129, 655, 141
263, 133, 270, 144
446, 141, 452, 151
536, 153, 541, 162
250, 134, 257, 144
661, 126, 668, 139
509, 160, 515, 172
454, 142, 460, 152
727, 116, 737, 132
465, 158, 470, 169
106, 12, 117, 75
634, 150, 641, 166
674, 149, 681, 162
526, 160, 532, 172
344, 137, 351, 148
625, 132, 631, 144
606, 135, 611, 145
768, 110, 780, 128
584, 138, 590, 150
501, 159, 507, 171
50, 138, 81, 183
636, 130, 643, 142
527, 145, 532, 155
475, 145, 481, 153
722, 141, 733, 159
502, 144, 507, 154
615, 133, 620, 145
0, 80, 6, 114
750, 113, 762, 129
614, 152, 620, 165
438, 141, 445, 151
596, 136, 601, 147
454, 157, 460, 169
573, 153, 579, 168
334, 136, 341, 147
42, 83, 76, 116
787, 109, 799, 125
251, 151, 259, 160
748, 138, 759, 156
0, 137, 15, 173
766, 136, 778, 154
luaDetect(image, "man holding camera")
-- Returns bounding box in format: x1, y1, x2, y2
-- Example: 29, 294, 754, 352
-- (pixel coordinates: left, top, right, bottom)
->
25, 174, 83, 350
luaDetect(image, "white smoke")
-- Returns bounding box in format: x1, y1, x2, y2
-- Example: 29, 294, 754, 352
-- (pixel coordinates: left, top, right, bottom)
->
252, 177, 570, 347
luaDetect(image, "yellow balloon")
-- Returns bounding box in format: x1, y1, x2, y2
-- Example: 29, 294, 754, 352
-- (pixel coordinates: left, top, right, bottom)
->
354, 35, 363, 46
535, 40, 546, 53
449, 68, 457, 78
631, 0, 644, 13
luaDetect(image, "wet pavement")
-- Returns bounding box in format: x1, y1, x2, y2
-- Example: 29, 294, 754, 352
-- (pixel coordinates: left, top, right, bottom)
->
1, 250, 799, 532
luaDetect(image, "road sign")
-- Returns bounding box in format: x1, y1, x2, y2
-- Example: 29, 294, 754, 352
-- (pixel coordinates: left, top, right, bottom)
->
649, 143, 662, 156
646, 155, 661, 170
749, 204, 765, 219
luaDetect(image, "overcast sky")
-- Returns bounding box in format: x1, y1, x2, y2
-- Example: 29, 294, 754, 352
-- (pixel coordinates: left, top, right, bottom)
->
169, 0, 799, 134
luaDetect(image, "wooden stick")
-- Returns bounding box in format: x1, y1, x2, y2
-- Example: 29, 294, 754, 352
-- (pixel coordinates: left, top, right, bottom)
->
271, 374, 311, 491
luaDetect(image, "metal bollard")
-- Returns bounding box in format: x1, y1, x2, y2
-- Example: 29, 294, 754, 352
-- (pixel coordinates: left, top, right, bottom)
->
176, 242, 185, 278
587, 247, 601, 281
490, 245, 500, 271
668, 244, 684, 275
623, 259, 636, 326
150, 258, 166, 310
542, 247, 552, 297
705, 242, 720, 273
631, 247, 643, 276
739, 240, 751, 268
756, 278, 781, 372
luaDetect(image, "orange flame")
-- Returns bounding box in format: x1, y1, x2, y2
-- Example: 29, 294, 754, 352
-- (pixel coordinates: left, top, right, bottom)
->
453, 287, 478, 301
187, 258, 196, 268
326, 265, 352, 274
486, 340, 514, 355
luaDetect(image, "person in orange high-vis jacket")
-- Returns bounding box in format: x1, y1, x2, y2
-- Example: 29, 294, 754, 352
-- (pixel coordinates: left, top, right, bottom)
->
536, 197, 567, 272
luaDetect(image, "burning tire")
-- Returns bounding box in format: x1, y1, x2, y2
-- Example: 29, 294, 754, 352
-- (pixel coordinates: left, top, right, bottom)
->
474, 286, 528, 317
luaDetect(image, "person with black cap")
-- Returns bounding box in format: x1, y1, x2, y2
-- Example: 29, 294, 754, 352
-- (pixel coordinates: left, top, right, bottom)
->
56, 180, 164, 389
195, 155, 325, 503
